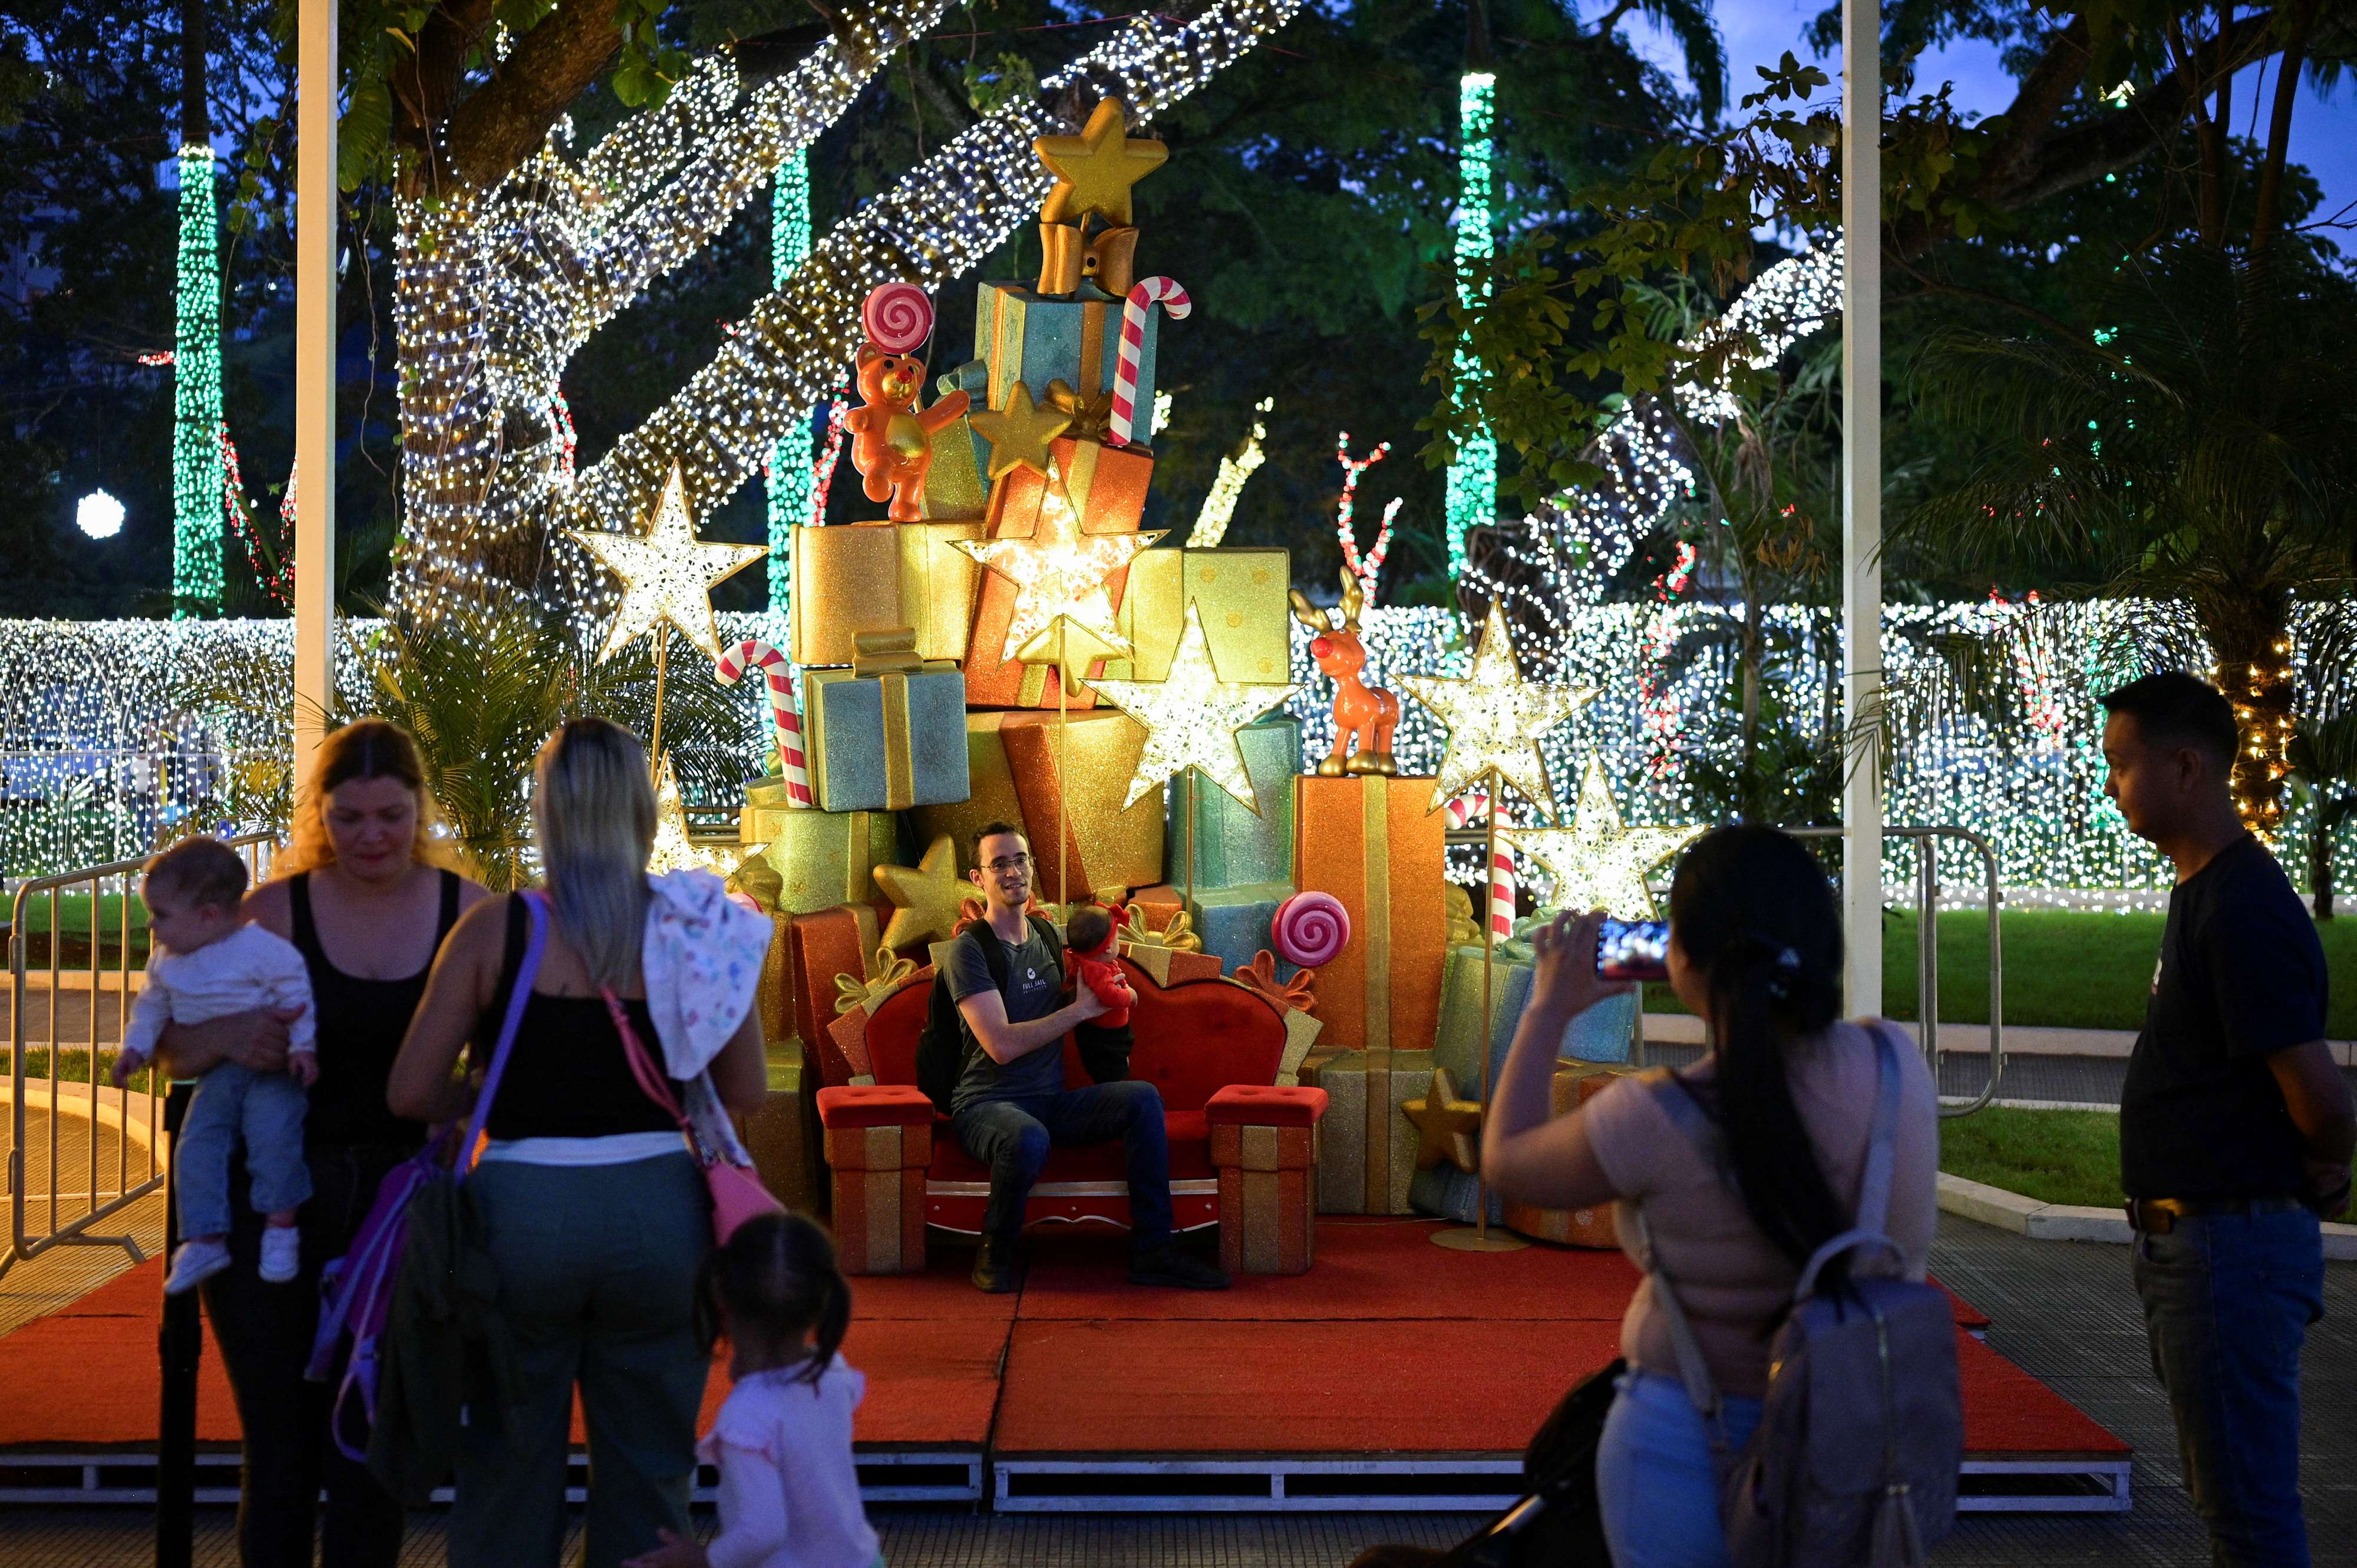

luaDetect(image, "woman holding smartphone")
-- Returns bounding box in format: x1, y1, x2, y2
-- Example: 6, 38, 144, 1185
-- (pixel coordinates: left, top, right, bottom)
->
1480, 826, 1940, 1568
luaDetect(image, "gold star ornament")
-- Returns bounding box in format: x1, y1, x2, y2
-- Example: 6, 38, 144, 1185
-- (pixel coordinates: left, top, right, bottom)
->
1508, 753, 1706, 919
1397, 604, 1595, 820
958, 463, 1161, 661
969, 379, 1074, 482
872, 834, 971, 952
648, 753, 745, 878
1405, 1067, 1484, 1174
1087, 603, 1299, 814
567, 461, 767, 663
1035, 98, 1167, 229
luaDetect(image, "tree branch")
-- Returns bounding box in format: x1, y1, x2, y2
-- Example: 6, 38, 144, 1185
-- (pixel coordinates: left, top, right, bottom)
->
444, 0, 626, 190
2251, 0, 2319, 262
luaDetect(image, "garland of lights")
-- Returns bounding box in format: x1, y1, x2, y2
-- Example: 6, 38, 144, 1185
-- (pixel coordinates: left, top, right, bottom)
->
1636, 541, 1697, 780
1188, 395, 1271, 546
1442, 72, 1497, 583
765, 151, 816, 610
1468, 243, 1845, 676
1333, 431, 1395, 604
218, 427, 294, 609
173, 145, 223, 617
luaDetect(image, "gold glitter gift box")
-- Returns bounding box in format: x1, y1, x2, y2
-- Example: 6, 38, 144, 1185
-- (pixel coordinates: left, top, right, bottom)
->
906, 709, 1166, 899
787, 521, 986, 666
1298, 1046, 1434, 1216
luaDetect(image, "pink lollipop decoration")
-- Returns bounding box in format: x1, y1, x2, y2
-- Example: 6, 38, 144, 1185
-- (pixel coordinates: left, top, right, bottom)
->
862, 282, 933, 354
1272, 891, 1350, 969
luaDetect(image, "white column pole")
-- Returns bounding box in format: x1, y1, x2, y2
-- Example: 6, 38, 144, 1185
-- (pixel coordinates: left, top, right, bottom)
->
292, 0, 339, 781
1841, 0, 1883, 1016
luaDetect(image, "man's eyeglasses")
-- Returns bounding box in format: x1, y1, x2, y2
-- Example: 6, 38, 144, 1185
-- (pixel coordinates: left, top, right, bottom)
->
983, 854, 1033, 874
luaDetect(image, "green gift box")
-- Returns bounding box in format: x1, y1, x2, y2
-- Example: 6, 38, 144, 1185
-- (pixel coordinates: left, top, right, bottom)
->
1165, 719, 1298, 888
1300, 1047, 1432, 1215
1183, 882, 1293, 976
965, 282, 1163, 444
801, 659, 971, 814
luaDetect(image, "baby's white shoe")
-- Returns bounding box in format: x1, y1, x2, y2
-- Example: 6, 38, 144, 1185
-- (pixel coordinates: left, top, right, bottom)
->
163, 1237, 232, 1295
258, 1226, 302, 1284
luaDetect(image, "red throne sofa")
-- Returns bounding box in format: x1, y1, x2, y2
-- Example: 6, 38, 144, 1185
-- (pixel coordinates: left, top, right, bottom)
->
814, 955, 1326, 1272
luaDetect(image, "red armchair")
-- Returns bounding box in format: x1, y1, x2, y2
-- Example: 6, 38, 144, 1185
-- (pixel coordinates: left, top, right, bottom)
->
815, 955, 1326, 1273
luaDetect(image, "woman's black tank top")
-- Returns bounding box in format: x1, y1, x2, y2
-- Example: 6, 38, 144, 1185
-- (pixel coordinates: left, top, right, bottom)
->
290, 868, 460, 1150
470, 893, 681, 1142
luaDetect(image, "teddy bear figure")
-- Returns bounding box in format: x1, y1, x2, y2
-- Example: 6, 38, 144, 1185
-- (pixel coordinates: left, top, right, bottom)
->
845, 344, 970, 522
1063, 903, 1134, 1029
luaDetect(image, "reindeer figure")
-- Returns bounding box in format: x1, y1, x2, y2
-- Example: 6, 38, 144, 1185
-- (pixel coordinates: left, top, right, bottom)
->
1289, 567, 1399, 778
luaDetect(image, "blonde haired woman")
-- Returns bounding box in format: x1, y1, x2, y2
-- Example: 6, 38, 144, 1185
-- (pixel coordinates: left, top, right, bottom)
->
391, 718, 770, 1568
154, 717, 486, 1568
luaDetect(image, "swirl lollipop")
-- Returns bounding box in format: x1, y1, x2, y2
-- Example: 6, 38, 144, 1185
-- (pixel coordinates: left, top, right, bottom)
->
863, 282, 934, 354
1271, 891, 1351, 969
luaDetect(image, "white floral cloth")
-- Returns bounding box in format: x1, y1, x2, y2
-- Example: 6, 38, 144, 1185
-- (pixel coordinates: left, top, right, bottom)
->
640, 868, 769, 1081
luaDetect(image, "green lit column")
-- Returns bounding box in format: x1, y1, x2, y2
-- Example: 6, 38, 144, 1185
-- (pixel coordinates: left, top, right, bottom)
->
766, 151, 815, 611
173, 143, 223, 616
1444, 71, 1498, 585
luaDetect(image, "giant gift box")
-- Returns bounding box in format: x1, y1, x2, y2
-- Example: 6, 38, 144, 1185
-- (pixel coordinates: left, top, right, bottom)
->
1290, 776, 1445, 1053
735, 797, 900, 916
986, 436, 1154, 540
1501, 1064, 1639, 1247
1103, 547, 1293, 686
799, 639, 971, 814
1166, 718, 1297, 889
1299, 1047, 1432, 1216
788, 521, 986, 666
970, 283, 1164, 446
907, 709, 1165, 898
739, 1043, 823, 1215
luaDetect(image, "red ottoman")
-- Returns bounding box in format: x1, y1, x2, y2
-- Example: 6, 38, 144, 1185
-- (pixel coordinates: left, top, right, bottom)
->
815, 1085, 933, 1275
1206, 1084, 1328, 1276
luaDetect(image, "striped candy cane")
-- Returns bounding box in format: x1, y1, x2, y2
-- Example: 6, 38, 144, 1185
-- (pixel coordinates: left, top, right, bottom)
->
1444, 788, 1492, 830
1108, 277, 1190, 447
715, 639, 813, 808
1488, 846, 1516, 940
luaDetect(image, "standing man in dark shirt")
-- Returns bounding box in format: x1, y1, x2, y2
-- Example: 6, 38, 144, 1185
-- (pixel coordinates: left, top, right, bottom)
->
2104, 672, 2354, 1567
946, 821, 1229, 1294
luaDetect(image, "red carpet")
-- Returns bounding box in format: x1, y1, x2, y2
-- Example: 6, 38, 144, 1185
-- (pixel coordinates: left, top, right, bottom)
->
0, 1221, 2107, 1468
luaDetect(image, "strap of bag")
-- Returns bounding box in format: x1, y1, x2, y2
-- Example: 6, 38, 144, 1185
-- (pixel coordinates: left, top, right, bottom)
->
1791, 1024, 1909, 1299
1630, 1207, 1729, 1438
605, 986, 688, 1126
457, 891, 547, 1183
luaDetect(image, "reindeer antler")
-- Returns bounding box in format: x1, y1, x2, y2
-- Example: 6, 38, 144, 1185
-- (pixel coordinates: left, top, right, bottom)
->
1335, 566, 1365, 631
1288, 588, 1332, 633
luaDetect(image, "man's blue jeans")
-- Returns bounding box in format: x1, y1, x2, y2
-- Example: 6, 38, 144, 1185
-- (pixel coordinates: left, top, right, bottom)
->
952, 1081, 1173, 1250
2132, 1206, 2325, 1568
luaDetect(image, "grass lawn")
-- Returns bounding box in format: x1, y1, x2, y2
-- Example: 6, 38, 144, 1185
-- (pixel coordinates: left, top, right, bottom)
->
1940, 1105, 2357, 1212
0, 1048, 157, 1095
1646, 908, 2357, 1036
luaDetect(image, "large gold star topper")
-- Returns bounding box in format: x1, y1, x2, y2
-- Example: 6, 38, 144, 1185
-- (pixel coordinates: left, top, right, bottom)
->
1397, 605, 1596, 819
567, 462, 767, 663
958, 463, 1161, 660
970, 379, 1072, 482
872, 834, 970, 952
1508, 753, 1706, 919
1035, 98, 1167, 229
1088, 602, 1299, 813
648, 753, 745, 877
1405, 1067, 1484, 1173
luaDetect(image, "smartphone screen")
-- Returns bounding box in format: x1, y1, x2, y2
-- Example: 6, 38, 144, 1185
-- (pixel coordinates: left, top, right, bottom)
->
1595, 918, 1671, 982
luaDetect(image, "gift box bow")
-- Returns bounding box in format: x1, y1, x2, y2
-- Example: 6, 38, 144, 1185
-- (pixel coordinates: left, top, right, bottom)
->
1234, 950, 1317, 1015
834, 950, 923, 1017
852, 627, 923, 677
1118, 902, 1202, 953
1044, 379, 1116, 441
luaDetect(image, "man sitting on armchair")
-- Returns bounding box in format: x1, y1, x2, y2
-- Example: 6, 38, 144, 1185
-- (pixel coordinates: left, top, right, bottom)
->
944, 821, 1230, 1295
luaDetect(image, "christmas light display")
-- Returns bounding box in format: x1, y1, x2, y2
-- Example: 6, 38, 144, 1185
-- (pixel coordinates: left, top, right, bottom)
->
1188, 395, 1270, 546
958, 465, 1161, 660
648, 751, 744, 876
1443, 72, 1498, 582
77, 491, 127, 540
564, 462, 767, 662
219, 428, 294, 609
1088, 603, 1299, 812
1397, 603, 1595, 818
1467, 243, 1844, 676
766, 152, 815, 610
1508, 754, 1705, 918
1333, 432, 1397, 603
173, 144, 223, 616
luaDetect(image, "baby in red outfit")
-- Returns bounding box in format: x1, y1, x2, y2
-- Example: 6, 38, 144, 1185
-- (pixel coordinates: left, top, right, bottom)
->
1064, 904, 1134, 1029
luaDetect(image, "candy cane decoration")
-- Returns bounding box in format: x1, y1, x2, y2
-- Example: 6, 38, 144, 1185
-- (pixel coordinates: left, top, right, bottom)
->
1444, 788, 1493, 830
715, 640, 813, 808
1108, 277, 1190, 447
1488, 846, 1517, 940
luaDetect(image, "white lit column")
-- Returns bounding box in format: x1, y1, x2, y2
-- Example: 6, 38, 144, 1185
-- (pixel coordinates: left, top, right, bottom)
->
1840, 0, 1883, 1015
292, 0, 338, 778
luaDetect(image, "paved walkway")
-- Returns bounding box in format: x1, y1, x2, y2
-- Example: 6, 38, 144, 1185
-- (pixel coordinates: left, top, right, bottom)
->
1, 1214, 2349, 1566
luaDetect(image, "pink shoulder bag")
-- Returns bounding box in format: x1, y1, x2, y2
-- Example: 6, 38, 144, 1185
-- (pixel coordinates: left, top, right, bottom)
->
602, 988, 787, 1245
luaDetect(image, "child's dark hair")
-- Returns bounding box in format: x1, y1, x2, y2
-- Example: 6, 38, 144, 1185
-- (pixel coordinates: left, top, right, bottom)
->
1065, 902, 1114, 952
146, 836, 249, 912
697, 1212, 851, 1387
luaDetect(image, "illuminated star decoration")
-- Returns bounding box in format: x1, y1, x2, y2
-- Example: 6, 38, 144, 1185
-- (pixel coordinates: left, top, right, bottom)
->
970, 379, 1073, 481
649, 752, 745, 877
566, 461, 767, 662
1035, 97, 1168, 228
1509, 752, 1706, 919
958, 463, 1162, 661
1404, 1067, 1484, 1173
872, 833, 971, 952
1087, 602, 1298, 813
1397, 603, 1595, 820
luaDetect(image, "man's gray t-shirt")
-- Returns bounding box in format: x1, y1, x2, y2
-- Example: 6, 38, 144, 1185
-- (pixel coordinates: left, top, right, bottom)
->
946, 922, 1065, 1111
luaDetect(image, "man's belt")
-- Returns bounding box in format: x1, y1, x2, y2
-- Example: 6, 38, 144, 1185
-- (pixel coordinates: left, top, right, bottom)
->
2124, 1194, 2306, 1234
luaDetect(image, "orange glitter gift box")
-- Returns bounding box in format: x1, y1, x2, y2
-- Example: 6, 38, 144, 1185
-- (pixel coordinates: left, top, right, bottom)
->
1290, 776, 1446, 1054
1501, 1065, 1638, 1247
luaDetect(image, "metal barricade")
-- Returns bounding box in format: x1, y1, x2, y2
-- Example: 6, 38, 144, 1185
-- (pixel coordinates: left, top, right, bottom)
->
2, 831, 276, 1280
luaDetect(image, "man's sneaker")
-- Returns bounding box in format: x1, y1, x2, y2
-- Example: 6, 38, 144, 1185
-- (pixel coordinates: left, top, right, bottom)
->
163, 1237, 232, 1295
1128, 1244, 1230, 1290
970, 1236, 1022, 1295
258, 1226, 302, 1284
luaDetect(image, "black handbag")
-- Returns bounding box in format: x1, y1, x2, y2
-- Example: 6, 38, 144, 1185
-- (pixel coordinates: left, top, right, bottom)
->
1349, 1357, 1622, 1568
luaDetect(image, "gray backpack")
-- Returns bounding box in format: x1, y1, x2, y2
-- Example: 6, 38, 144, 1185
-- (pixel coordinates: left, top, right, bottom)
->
1634, 1024, 1960, 1568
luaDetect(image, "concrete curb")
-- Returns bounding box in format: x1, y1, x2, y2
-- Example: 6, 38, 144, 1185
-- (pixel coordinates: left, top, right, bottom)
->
1937, 1171, 2357, 1260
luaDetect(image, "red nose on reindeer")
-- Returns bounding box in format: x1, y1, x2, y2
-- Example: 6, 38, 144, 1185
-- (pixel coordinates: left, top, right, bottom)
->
1310, 635, 1335, 662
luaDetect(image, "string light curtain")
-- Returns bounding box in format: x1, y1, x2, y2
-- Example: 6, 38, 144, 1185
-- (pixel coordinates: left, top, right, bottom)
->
173, 144, 223, 616
766, 151, 816, 609
1443, 72, 1497, 585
